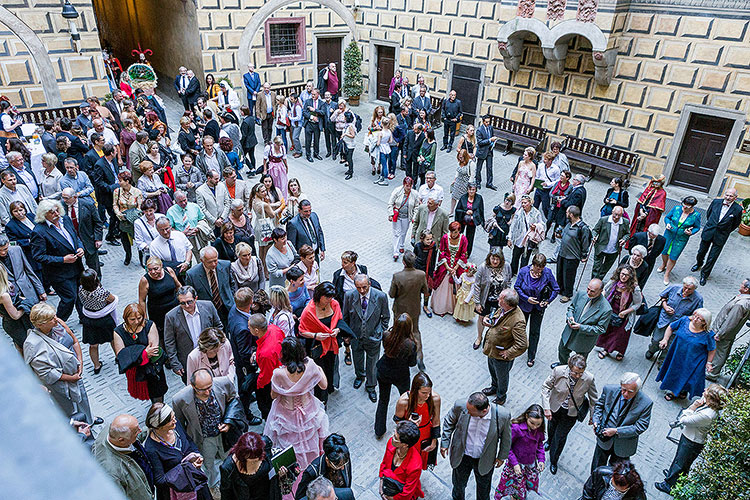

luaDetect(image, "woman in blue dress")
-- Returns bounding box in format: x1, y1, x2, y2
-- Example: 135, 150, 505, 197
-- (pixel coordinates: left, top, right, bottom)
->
658, 196, 700, 285
656, 309, 716, 401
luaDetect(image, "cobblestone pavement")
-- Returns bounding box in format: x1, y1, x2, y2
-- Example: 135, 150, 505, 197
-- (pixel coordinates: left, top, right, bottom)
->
23, 94, 750, 500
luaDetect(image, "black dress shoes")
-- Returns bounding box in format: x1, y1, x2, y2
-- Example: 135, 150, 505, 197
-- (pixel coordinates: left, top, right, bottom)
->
440, 145, 447, 151
549, 464, 557, 475
314, 154, 323, 160
307, 156, 313, 163
550, 362, 561, 369
345, 173, 352, 180
482, 387, 496, 396
691, 264, 701, 272
654, 482, 671, 494
107, 239, 121, 246
247, 414, 263, 426
98, 249, 108, 255
493, 397, 506, 405
544, 442, 550, 451
353, 378, 364, 389
486, 184, 498, 191
367, 389, 377, 402
700, 276, 707, 286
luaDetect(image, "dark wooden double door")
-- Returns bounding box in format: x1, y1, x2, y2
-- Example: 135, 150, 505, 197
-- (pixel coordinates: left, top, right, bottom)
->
376, 45, 395, 101
317, 37, 342, 81
671, 114, 733, 193
450, 63, 483, 127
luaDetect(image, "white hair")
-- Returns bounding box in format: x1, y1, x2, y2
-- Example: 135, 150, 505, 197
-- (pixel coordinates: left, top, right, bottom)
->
61, 187, 75, 197
230, 198, 244, 210
174, 190, 187, 200
35, 199, 64, 224
5, 151, 22, 162
630, 245, 647, 258
693, 307, 712, 330
620, 372, 642, 390
573, 174, 587, 184
199, 246, 218, 260
682, 276, 699, 288
647, 224, 661, 236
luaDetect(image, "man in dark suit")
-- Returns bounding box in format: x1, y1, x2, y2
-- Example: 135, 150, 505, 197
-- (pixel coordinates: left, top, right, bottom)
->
61, 187, 103, 277
629, 224, 665, 286
441, 392, 512, 500
692, 188, 742, 285
202, 108, 221, 143
591, 373, 652, 472
302, 88, 324, 162
91, 144, 121, 245
56, 117, 88, 165
321, 91, 337, 158
185, 246, 237, 326
342, 274, 390, 402
441, 90, 462, 152
30, 200, 85, 321
82, 133, 105, 175
104, 90, 124, 131
475, 114, 499, 190
403, 122, 425, 183
174, 66, 199, 111
561, 174, 588, 213
240, 105, 259, 174
389, 251, 429, 369
163, 285, 223, 381
287, 200, 326, 261
389, 82, 403, 115
41, 120, 58, 154
225, 288, 262, 426
411, 86, 432, 119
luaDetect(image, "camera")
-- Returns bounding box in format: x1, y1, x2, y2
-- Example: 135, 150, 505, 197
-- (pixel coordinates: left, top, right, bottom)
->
668, 420, 683, 430
279, 213, 293, 225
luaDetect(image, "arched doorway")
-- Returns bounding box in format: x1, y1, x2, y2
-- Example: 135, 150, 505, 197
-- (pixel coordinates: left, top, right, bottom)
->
0, 6, 62, 107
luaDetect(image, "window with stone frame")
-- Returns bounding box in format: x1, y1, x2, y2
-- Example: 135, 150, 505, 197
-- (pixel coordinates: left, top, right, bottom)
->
264, 17, 306, 64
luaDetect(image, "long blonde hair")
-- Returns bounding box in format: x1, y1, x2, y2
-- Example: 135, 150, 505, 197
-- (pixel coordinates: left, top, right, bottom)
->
0, 266, 9, 295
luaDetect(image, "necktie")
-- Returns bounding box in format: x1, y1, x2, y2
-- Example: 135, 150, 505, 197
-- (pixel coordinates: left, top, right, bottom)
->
70, 204, 79, 232
305, 218, 317, 247
209, 269, 222, 310
167, 238, 177, 262
182, 76, 187, 91
647, 238, 654, 253
361, 295, 368, 315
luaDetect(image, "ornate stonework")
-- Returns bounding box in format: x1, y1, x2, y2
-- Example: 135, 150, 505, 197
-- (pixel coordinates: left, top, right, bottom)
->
576, 0, 598, 22
547, 0, 566, 21
517, 0, 536, 18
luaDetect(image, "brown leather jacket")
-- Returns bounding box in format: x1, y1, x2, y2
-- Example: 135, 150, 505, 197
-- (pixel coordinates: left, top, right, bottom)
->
482, 306, 527, 361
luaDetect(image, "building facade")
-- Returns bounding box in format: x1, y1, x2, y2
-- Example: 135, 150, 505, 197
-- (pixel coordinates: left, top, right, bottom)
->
1, 0, 749, 196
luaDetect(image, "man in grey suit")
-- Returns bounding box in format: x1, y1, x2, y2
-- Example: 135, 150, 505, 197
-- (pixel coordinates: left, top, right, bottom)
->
342, 273, 390, 402
591, 372, 652, 472
440, 392, 512, 500
554, 278, 612, 366
590, 206, 629, 280
173, 369, 237, 493
196, 169, 230, 237
164, 285, 223, 381
0, 235, 45, 303
707, 278, 750, 380
411, 196, 450, 245
185, 246, 236, 326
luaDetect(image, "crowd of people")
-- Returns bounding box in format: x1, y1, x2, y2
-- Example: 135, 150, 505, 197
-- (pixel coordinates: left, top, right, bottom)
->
0, 65, 746, 500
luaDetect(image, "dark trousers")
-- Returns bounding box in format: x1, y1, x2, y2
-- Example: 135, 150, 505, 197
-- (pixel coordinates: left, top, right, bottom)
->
523, 308, 545, 361
461, 223, 477, 258
243, 146, 257, 174
304, 125, 321, 158
511, 245, 531, 276
101, 199, 120, 241
405, 157, 419, 182
533, 188, 551, 219
664, 434, 703, 488
84, 251, 101, 278
351, 337, 379, 390
51, 275, 80, 322
547, 407, 578, 466
260, 116, 273, 144
120, 231, 132, 262
374, 369, 411, 436
592, 251, 619, 280
237, 367, 258, 416
487, 356, 513, 401
344, 146, 354, 174
323, 126, 336, 155
180, 95, 190, 111
451, 454, 493, 500
314, 351, 336, 405
443, 121, 457, 147
475, 155, 493, 187
558, 337, 591, 365
695, 238, 725, 279
256, 383, 272, 420
556, 257, 580, 297
591, 443, 629, 473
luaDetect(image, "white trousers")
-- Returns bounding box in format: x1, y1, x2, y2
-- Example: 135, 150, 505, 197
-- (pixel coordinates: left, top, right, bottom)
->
392, 218, 410, 257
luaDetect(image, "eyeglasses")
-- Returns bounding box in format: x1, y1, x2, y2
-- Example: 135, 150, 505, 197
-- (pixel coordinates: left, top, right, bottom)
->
194, 384, 212, 393
179, 299, 195, 306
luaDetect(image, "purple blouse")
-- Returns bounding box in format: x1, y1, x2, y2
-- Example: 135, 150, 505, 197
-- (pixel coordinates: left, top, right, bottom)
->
507, 422, 546, 467
514, 266, 559, 313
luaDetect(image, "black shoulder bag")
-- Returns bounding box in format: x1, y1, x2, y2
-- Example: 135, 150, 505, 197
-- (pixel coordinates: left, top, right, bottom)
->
567, 381, 590, 423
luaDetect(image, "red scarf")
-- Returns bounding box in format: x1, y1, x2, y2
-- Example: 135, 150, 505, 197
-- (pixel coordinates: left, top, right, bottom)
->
298, 299, 342, 355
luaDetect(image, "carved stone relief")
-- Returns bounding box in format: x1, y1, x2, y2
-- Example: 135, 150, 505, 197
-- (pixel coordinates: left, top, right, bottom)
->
547, 0, 566, 21
576, 0, 598, 22
517, 0, 536, 18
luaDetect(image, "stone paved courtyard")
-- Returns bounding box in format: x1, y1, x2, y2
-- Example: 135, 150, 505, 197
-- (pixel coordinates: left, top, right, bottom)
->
18, 92, 750, 500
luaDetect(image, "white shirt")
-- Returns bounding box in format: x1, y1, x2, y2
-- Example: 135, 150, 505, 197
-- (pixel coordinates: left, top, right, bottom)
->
342, 271, 356, 294
134, 213, 164, 251
465, 410, 492, 459
46, 219, 75, 248
87, 126, 120, 146
149, 230, 193, 262
183, 308, 202, 346
535, 161, 561, 189
265, 92, 273, 113
418, 183, 444, 204
426, 208, 436, 230
604, 215, 623, 254
719, 203, 732, 221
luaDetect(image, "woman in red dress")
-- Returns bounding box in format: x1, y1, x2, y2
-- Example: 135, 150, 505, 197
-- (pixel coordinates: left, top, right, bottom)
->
394, 372, 441, 470
628, 175, 667, 239
379, 420, 425, 500
430, 221, 469, 316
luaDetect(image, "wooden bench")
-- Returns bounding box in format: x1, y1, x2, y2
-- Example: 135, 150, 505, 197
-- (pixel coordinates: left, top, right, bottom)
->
19, 106, 80, 124
487, 115, 548, 154
562, 134, 640, 181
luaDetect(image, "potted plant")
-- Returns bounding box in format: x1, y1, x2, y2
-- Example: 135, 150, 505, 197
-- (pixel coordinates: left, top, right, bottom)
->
343, 40, 363, 106
740, 198, 750, 236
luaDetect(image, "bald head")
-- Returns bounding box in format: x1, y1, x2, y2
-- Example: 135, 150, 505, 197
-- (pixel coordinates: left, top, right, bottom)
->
612, 206, 623, 221
108, 414, 140, 447
724, 188, 738, 205
587, 279, 603, 298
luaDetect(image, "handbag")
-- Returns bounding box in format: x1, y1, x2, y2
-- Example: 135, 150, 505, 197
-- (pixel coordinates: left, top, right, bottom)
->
567, 381, 590, 423
538, 283, 554, 303
258, 217, 274, 242
633, 300, 662, 337
381, 476, 405, 497
610, 313, 625, 328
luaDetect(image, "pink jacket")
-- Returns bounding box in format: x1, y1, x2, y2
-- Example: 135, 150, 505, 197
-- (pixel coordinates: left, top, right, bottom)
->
186, 341, 236, 383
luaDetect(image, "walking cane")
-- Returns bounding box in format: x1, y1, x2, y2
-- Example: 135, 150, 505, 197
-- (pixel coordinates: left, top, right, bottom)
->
575, 240, 596, 292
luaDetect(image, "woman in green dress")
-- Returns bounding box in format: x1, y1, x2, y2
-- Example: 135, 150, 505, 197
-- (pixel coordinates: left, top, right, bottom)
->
659, 196, 701, 285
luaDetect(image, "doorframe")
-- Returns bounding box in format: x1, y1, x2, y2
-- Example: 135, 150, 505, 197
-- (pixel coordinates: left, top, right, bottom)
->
368, 39, 400, 103
663, 103, 746, 198
447, 57, 487, 127
312, 31, 349, 83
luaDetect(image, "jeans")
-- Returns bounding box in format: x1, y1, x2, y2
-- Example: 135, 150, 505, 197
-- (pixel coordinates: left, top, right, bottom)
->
533, 188, 551, 219
392, 218, 410, 256
200, 434, 228, 488
379, 152, 390, 180
451, 454, 493, 500
547, 407, 578, 466
344, 146, 354, 174
291, 125, 303, 152
523, 308, 545, 361
275, 126, 288, 149
389, 148, 399, 174
664, 434, 703, 488
352, 337, 380, 390
487, 356, 513, 401
556, 257, 580, 297
374, 368, 411, 436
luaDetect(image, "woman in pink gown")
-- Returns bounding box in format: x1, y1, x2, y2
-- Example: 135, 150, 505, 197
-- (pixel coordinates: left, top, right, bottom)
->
265, 337, 330, 478
430, 221, 469, 316
264, 136, 289, 199
513, 147, 537, 209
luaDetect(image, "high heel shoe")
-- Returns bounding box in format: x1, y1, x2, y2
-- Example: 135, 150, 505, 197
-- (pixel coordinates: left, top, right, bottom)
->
93, 362, 104, 375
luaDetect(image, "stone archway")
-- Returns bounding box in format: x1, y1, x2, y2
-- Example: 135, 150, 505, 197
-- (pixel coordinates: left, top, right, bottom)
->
237, 0, 358, 73
0, 6, 62, 107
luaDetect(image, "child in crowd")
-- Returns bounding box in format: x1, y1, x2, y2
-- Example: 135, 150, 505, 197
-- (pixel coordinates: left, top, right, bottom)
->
453, 263, 478, 323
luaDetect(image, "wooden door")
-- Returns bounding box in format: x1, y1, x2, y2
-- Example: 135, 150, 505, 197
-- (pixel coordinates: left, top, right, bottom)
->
450, 63, 483, 127
376, 45, 395, 101
671, 114, 733, 192
317, 37, 342, 80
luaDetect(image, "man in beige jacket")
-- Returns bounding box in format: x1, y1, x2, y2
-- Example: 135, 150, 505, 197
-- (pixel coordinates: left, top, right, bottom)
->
481, 289, 527, 405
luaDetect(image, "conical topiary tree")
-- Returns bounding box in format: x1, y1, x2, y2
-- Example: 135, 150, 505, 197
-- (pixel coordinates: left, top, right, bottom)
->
343, 40, 363, 101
